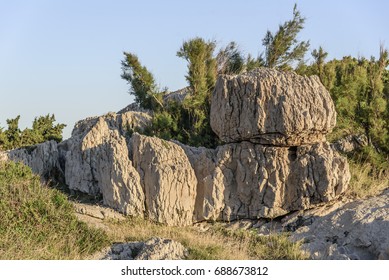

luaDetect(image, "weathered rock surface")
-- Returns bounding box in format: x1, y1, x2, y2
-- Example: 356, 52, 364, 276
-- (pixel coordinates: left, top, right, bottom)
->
60, 113, 147, 216
135, 238, 188, 260
289, 189, 389, 260
0, 140, 59, 179
331, 134, 368, 154
1, 69, 352, 229
72, 201, 126, 221
163, 86, 191, 104
132, 133, 197, 226
97, 238, 187, 260
181, 141, 350, 221
99, 242, 144, 260
210, 68, 336, 145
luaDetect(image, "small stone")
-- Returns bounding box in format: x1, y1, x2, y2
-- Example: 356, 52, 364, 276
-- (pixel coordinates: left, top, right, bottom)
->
135, 238, 188, 260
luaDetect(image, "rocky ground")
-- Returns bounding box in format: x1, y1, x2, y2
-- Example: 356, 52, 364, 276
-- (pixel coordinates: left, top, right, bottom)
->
72, 201, 188, 260
1, 68, 387, 260
74, 188, 389, 260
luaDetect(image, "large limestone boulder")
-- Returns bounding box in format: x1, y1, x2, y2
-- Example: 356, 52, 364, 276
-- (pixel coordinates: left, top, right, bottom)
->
0, 140, 59, 179
180, 141, 350, 222
132, 133, 197, 226
290, 189, 389, 260
210, 68, 336, 145
60, 113, 145, 216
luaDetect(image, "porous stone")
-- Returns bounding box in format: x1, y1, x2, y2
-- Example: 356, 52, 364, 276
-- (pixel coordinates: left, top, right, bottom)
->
132, 133, 197, 226
181, 141, 350, 222
210, 68, 336, 145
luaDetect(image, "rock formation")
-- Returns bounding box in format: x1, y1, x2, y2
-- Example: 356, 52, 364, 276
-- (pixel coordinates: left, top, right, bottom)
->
132, 133, 197, 226
210, 69, 336, 146
0, 140, 59, 180
181, 141, 349, 222
1, 68, 351, 226
59, 111, 150, 216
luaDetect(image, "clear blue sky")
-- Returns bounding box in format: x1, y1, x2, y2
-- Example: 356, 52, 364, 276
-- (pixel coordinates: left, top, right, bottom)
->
1, 0, 388, 139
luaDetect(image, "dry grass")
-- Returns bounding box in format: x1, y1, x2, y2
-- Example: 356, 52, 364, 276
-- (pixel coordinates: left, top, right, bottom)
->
347, 160, 389, 199
103, 218, 307, 260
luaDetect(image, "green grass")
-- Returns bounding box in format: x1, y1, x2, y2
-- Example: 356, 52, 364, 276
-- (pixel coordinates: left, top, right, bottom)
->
0, 161, 109, 259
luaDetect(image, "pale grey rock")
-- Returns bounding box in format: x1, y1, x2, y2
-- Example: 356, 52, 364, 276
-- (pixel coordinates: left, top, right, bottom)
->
163, 86, 191, 104
135, 238, 188, 260
100, 241, 144, 260
99, 238, 187, 260
180, 141, 350, 222
0, 140, 59, 179
61, 114, 145, 216
210, 68, 336, 145
225, 219, 254, 231
132, 133, 197, 226
331, 134, 368, 154
72, 202, 126, 221
290, 189, 389, 260
117, 102, 151, 115
175, 143, 220, 221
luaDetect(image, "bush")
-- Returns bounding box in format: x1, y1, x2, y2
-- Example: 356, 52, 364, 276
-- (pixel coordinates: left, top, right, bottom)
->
0, 114, 66, 151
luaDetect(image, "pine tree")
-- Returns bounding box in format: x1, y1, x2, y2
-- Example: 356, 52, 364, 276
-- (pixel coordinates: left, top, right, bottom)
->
262, 4, 310, 69
311, 46, 328, 82
121, 52, 163, 110
357, 46, 389, 147
177, 37, 217, 96
216, 42, 245, 75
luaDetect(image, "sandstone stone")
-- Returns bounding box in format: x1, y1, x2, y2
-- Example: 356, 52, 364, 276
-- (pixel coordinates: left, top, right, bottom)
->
290, 189, 389, 260
61, 114, 145, 216
210, 68, 336, 145
135, 238, 188, 260
0, 140, 59, 179
132, 133, 197, 226
181, 141, 350, 221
